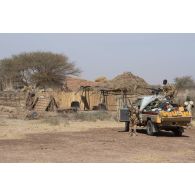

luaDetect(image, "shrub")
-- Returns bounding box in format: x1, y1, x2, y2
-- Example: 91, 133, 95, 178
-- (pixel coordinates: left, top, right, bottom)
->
174, 76, 195, 90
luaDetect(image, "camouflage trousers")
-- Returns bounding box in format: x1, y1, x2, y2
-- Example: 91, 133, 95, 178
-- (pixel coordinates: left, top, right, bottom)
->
129, 122, 138, 136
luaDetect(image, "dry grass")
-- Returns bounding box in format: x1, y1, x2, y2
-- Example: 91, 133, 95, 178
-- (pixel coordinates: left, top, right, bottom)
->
0, 113, 123, 140
41, 111, 117, 123
67, 111, 117, 122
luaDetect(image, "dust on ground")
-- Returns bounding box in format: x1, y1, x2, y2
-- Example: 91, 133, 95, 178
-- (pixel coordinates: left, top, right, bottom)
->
0, 117, 195, 163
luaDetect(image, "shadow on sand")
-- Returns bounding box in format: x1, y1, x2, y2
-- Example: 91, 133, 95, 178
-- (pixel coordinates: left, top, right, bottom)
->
136, 129, 189, 138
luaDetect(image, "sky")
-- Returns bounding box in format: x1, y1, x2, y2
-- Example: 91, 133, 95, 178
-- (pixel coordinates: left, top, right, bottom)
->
0, 33, 195, 85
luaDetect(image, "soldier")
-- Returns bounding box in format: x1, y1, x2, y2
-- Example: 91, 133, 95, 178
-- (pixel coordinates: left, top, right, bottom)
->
162, 79, 176, 100
184, 96, 194, 114
129, 105, 139, 136
184, 96, 194, 128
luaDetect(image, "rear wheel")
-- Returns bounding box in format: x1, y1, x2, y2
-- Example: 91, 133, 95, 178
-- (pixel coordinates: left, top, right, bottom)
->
173, 127, 184, 137
146, 120, 158, 136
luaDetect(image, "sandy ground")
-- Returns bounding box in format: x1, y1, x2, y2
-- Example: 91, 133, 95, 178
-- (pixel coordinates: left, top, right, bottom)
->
0, 117, 195, 163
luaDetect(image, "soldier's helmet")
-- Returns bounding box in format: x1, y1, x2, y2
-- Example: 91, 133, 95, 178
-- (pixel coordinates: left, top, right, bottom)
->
163, 79, 168, 85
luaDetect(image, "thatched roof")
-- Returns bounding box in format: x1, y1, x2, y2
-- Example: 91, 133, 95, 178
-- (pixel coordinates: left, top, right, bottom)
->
64, 73, 150, 95
64, 77, 100, 92
102, 72, 150, 95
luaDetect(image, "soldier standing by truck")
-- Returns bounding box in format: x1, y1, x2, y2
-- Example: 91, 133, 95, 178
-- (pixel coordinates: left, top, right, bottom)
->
129, 105, 139, 136
184, 96, 194, 114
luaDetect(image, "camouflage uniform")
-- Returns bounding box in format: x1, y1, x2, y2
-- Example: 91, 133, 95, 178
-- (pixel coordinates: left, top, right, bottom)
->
129, 106, 139, 136
162, 83, 176, 100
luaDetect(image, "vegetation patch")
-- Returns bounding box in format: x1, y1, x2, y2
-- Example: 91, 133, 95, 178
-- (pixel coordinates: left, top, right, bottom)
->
69, 111, 117, 122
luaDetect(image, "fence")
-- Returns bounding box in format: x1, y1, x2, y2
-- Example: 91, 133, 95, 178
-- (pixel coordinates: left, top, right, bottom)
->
53, 91, 140, 111
0, 91, 26, 108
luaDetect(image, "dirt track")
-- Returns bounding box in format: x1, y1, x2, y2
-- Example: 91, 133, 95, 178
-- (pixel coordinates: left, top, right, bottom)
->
0, 126, 195, 162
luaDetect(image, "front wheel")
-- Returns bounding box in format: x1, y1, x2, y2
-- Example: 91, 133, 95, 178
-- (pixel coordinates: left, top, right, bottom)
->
146, 120, 158, 136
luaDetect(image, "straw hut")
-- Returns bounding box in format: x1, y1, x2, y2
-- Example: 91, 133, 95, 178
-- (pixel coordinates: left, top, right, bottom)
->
102, 72, 150, 95
55, 73, 150, 111
55, 77, 117, 111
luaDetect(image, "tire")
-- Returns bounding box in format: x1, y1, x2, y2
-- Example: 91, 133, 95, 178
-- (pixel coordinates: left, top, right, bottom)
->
173, 127, 184, 137
146, 120, 158, 136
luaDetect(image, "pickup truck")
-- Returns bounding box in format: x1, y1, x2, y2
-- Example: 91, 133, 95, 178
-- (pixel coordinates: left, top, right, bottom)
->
120, 95, 192, 136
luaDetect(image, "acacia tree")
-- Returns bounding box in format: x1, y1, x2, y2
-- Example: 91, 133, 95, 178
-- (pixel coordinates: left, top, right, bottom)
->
0, 58, 20, 89
0, 52, 81, 89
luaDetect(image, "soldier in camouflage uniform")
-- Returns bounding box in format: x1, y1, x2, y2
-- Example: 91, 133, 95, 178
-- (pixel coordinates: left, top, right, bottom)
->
162, 79, 176, 100
129, 105, 139, 136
